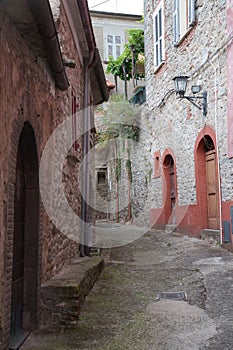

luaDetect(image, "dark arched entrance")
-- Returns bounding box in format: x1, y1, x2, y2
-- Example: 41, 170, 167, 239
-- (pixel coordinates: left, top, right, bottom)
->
163, 153, 176, 226
10, 122, 39, 349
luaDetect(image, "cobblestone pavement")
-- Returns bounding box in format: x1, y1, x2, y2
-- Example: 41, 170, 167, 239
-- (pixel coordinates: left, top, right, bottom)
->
23, 228, 233, 350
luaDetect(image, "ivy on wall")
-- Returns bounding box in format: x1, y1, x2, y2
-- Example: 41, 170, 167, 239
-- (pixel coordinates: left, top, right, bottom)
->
126, 159, 132, 183
115, 158, 122, 182
96, 94, 140, 222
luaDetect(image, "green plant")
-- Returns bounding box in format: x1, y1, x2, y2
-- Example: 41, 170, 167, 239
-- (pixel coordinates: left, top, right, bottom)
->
126, 159, 132, 183
106, 29, 144, 81
98, 94, 140, 143
125, 29, 144, 57
148, 168, 153, 181
115, 158, 121, 182
106, 55, 132, 81
96, 94, 140, 223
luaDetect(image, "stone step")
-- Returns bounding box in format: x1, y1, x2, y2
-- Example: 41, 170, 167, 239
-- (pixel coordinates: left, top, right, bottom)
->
201, 229, 220, 243
40, 256, 104, 328
165, 224, 176, 233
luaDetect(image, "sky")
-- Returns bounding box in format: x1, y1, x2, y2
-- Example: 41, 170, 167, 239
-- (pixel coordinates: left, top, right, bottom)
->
87, 0, 144, 16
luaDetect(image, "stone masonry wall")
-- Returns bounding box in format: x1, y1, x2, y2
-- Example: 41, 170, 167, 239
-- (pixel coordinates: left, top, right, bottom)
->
101, 121, 152, 226
40, 1, 85, 283
141, 0, 232, 217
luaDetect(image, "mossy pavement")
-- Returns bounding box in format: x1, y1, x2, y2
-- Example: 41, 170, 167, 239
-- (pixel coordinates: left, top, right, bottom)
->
22, 228, 233, 349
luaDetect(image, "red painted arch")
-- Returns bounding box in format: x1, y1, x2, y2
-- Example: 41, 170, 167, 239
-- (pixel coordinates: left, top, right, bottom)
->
195, 126, 217, 153
194, 126, 219, 230
161, 148, 177, 165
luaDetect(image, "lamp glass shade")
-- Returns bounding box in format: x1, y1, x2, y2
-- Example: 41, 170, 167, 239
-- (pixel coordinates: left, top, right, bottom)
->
173, 76, 189, 96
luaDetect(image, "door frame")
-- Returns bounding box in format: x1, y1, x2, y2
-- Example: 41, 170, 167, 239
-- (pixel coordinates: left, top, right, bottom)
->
205, 149, 219, 229
195, 126, 220, 230
5, 121, 40, 350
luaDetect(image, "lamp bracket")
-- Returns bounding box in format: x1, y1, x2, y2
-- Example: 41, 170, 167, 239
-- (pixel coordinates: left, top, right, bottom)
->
184, 96, 202, 110
179, 91, 207, 116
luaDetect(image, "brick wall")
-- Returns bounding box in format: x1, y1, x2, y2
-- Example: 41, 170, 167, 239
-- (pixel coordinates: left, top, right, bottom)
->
0, 2, 86, 347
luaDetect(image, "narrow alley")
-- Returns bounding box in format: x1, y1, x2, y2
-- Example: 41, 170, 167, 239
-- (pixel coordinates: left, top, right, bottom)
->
2, 1, 233, 350
22, 227, 233, 350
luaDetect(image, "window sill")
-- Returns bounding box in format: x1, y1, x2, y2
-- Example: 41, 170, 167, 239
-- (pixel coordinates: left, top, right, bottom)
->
154, 60, 165, 74
174, 25, 194, 47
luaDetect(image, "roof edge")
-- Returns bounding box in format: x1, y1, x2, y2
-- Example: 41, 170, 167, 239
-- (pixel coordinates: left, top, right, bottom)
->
92, 49, 109, 105
90, 10, 143, 20
29, 0, 69, 91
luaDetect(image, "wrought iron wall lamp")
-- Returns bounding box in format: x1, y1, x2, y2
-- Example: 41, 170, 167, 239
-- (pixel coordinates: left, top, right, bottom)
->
173, 75, 207, 116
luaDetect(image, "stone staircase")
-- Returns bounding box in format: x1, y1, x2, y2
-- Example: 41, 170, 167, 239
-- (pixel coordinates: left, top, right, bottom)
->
201, 229, 220, 244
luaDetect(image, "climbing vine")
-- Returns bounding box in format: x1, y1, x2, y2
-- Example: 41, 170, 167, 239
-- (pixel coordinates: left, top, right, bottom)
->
96, 94, 140, 222
126, 159, 132, 183
115, 158, 122, 182
96, 94, 140, 144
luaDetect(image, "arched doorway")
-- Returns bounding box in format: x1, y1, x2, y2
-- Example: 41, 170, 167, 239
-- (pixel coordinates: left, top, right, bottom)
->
163, 153, 176, 226
10, 122, 39, 349
195, 132, 219, 229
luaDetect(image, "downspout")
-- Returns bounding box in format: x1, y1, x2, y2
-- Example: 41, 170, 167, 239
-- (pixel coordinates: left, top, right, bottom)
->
80, 49, 98, 256
208, 59, 223, 245
77, 0, 109, 255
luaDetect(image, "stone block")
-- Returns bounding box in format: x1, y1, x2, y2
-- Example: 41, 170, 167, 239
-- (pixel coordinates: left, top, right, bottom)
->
40, 257, 104, 327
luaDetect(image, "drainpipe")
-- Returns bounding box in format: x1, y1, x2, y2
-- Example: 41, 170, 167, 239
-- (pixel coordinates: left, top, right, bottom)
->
77, 0, 109, 255
208, 59, 223, 246
80, 49, 98, 256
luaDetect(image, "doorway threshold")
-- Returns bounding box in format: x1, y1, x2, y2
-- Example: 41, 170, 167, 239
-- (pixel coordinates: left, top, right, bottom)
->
165, 224, 176, 233
9, 331, 30, 350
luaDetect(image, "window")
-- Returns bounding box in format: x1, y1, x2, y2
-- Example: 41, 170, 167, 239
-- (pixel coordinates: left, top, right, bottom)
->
174, 0, 195, 45
106, 35, 122, 59
153, 1, 165, 69
97, 170, 107, 184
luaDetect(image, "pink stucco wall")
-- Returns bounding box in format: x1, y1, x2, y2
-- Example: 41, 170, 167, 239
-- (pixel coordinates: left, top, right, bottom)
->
227, 0, 233, 158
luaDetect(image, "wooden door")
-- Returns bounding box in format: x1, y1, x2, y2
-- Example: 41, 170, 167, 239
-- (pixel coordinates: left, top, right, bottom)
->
166, 157, 176, 225
205, 150, 219, 229
170, 160, 176, 224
